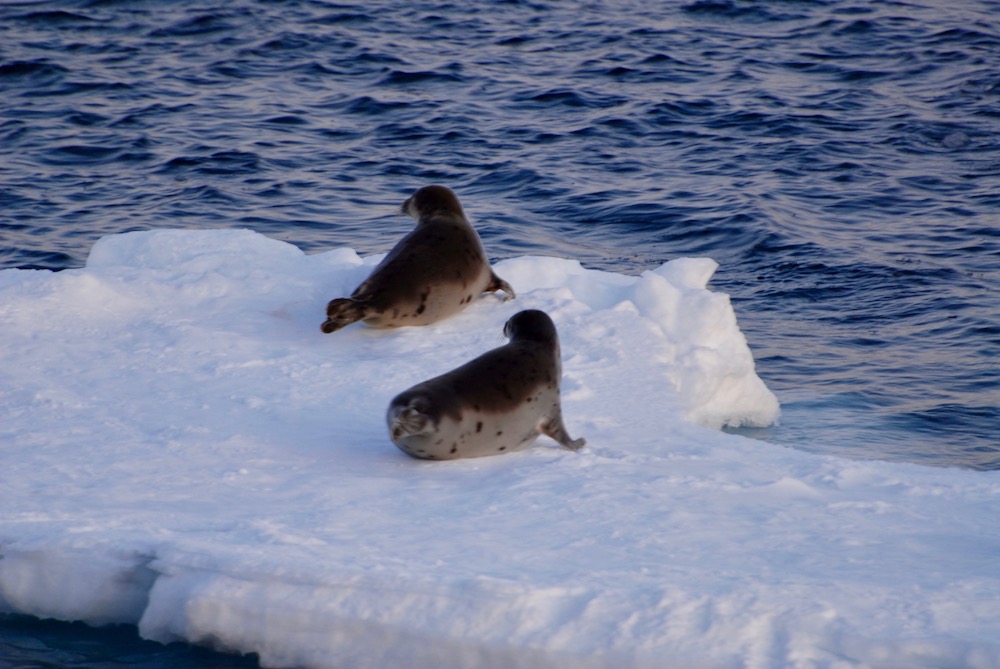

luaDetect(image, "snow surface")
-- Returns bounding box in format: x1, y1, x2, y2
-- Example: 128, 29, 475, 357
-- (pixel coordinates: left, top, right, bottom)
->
1, 229, 998, 669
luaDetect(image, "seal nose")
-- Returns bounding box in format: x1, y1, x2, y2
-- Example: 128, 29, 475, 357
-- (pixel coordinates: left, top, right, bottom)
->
398, 196, 413, 217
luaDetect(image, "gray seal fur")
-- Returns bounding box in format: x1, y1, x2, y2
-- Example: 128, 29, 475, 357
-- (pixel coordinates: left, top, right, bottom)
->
386, 309, 586, 460
322, 185, 515, 333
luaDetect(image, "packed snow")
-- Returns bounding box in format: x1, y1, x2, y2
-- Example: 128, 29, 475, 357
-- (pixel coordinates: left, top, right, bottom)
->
1, 229, 998, 669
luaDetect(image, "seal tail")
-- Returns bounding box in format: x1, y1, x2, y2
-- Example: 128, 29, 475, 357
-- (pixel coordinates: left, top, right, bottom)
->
540, 413, 586, 451
485, 272, 516, 301
321, 298, 367, 334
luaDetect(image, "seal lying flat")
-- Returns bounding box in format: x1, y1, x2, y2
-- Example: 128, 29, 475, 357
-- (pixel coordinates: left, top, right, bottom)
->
321, 185, 515, 333
387, 309, 586, 460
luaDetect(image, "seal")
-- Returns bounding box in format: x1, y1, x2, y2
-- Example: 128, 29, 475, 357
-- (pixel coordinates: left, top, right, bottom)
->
321, 185, 515, 333
386, 309, 586, 460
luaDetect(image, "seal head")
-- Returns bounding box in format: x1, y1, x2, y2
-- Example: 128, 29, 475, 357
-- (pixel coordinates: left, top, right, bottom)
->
400, 183, 465, 221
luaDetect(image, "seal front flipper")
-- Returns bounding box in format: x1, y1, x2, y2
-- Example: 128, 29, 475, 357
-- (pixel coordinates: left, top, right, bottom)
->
321, 298, 367, 334
485, 271, 516, 302
540, 413, 586, 451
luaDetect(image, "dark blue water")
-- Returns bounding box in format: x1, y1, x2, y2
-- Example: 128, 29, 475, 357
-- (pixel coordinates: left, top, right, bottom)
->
0, 614, 259, 668
1, 0, 998, 665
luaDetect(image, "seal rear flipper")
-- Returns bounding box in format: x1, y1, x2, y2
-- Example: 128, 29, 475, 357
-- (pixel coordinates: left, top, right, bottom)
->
540, 414, 586, 451
485, 272, 516, 301
322, 298, 367, 333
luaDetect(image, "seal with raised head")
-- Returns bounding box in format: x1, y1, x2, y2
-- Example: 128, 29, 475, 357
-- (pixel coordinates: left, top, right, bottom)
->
386, 309, 586, 460
321, 185, 515, 333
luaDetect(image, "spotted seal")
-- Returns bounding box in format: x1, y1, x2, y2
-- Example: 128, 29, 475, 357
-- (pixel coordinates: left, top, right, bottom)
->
321, 185, 515, 333
386, 309, 586, 460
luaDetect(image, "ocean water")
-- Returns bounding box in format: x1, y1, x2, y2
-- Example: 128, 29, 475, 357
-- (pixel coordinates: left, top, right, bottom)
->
0, 0, 997, 665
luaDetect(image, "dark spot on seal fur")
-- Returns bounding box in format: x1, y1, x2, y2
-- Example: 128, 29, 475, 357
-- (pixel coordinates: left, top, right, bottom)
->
499, 446, 507, 451
476, 421, 483, 433
496, 431, 503, 436
416, 304, 426, 315
450, 446, 457, 454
